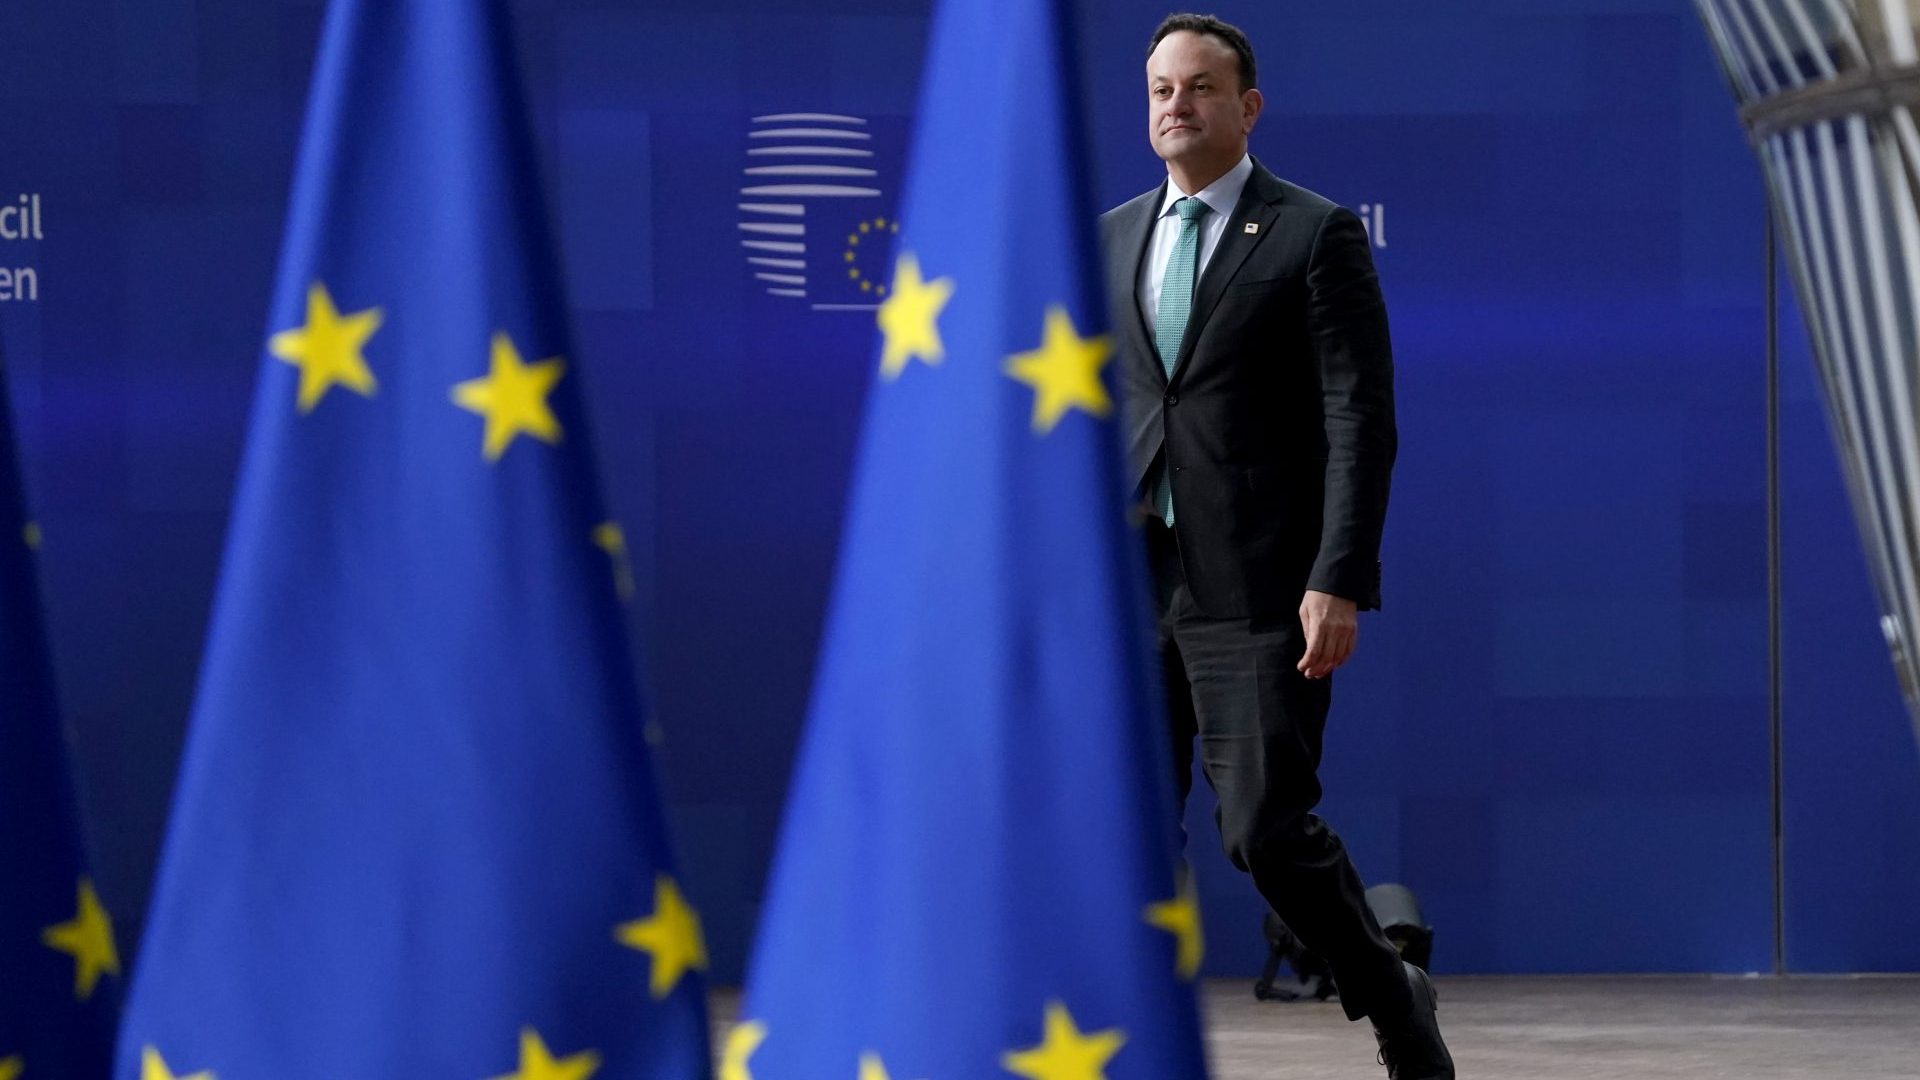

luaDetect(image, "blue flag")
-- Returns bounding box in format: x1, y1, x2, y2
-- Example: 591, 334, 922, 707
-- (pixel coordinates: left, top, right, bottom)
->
2, 359, 120, 1077
732, 0, 1210, 1076
115, 2, 708, 1077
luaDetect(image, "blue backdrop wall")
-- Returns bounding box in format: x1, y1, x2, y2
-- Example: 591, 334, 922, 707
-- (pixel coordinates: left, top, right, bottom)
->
1, 0, 1915, 983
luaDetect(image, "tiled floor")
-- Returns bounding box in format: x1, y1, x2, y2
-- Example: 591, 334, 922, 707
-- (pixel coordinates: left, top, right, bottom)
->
1200, 974, 1920, 1079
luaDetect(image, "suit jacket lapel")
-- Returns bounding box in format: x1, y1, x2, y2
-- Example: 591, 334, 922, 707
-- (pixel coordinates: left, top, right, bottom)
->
1171, 162, 1285, 379
1111, 180, 1165, 385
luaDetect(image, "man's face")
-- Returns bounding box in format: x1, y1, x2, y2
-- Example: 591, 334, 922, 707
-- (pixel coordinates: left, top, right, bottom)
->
1146, 30, 1260, 171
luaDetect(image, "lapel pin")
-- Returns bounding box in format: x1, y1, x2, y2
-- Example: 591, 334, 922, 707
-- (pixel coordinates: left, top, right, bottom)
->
1244, 222, 1259, 234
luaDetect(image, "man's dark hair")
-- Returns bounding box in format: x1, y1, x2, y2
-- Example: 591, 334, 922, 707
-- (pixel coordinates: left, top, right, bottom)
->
1148, 13, 1258, 91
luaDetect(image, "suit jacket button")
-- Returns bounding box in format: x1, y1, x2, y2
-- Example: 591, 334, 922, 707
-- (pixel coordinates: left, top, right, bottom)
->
1164, 393, 1178, 406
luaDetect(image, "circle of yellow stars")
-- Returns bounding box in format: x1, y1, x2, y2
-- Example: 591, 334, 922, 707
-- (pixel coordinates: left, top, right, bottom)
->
114, 876, 708, 1079
876, 251, 1111, 433
269, 284, 632, 594
844, 216, 901, 297
268, 281, 570, 466
715, 867, 1193, 1079
196, 253, 1159, 1080
722, 997, 1131, 1080
132, 277, 689, 1080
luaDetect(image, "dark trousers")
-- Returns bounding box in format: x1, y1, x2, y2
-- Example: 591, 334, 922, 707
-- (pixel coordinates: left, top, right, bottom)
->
1147, 520, 1410, 1023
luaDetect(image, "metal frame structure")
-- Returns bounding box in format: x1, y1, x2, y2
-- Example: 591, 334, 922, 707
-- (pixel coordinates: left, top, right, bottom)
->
1697, 0, 1920, 751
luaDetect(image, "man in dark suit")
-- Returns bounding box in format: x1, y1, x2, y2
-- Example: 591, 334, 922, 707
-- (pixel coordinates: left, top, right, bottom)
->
1101, 15, 1453, 1078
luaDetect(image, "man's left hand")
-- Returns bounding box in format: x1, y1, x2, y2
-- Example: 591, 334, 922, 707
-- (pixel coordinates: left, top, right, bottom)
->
1298, 590, 1358, 679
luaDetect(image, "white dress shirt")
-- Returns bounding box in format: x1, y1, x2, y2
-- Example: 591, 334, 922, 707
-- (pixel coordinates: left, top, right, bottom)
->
1137, 153, 1254, 337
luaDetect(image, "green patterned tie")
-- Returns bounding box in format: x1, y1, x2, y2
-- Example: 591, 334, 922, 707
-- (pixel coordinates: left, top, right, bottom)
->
1153, 196, 1209, 527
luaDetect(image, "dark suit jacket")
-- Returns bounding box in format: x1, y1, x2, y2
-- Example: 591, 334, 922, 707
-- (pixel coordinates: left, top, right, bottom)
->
1101, 159, 1396, 617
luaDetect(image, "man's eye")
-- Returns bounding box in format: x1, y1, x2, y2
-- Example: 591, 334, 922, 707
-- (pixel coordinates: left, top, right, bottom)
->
1194, 83, 1209, 92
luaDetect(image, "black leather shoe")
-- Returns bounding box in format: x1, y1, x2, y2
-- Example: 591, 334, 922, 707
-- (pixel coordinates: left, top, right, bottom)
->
1372, 961, 1455, 1079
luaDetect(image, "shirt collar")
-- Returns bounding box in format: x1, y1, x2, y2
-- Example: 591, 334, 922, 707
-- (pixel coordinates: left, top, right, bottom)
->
1158, 153, 1254, 220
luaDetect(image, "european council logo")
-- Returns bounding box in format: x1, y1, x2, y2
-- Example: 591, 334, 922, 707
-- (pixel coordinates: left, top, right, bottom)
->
738, 112, 904, 312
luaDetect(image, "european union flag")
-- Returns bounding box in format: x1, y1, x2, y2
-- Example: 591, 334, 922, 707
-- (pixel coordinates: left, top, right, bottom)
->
2, 358, 120, 1078
731, 0, 1210, 1076
115, 2, 708, 1077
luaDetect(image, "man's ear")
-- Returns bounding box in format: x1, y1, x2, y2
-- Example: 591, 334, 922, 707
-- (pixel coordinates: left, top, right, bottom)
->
1242, 87, 1264, 132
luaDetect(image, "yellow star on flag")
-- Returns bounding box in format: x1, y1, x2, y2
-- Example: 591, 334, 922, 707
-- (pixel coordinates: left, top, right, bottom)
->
0, 1055, 21, 1080
487, 1028, 600, 1080
451, 332, 566, 462
22, 521, 40, 550
268, 282, 382, 413
1000, 1001, 1126, 1080
614, 875, 708, 999
876, 252, 954, 380
1002, 305, 1112, 434
592, 522, 636, 602
720, 1021, 767, 1080
140, 1047, 214, 1080
41, 877, 119, 1000
1143, 874, 1205, 980
857, 1053, 890, 1080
